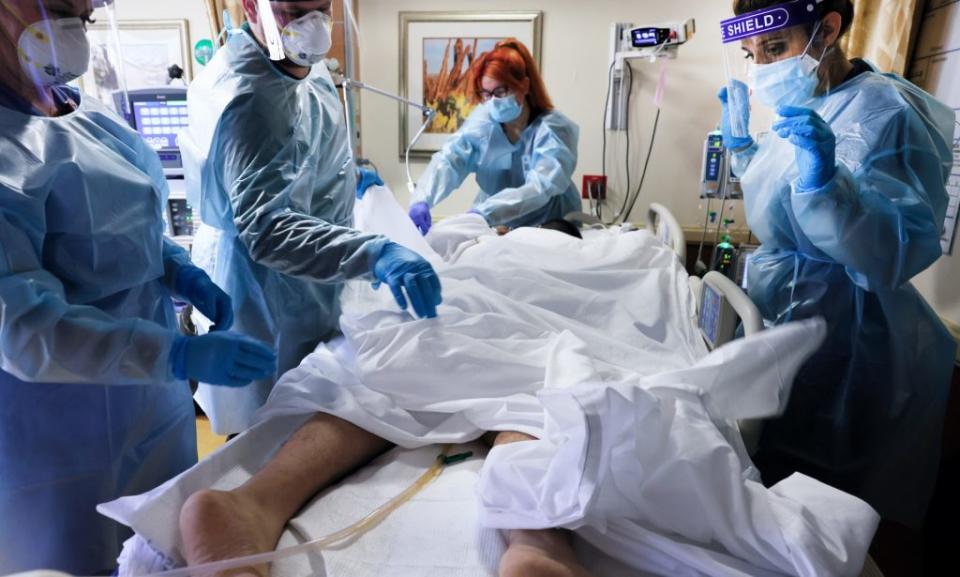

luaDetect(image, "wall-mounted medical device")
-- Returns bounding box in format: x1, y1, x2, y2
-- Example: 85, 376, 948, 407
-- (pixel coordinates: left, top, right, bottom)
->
629, 20, 695, 50
611, 18, 695, 65
605, 18, 694, 131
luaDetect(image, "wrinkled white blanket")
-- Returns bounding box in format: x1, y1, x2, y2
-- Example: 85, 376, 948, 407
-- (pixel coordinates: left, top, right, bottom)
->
100, 187, 878, 577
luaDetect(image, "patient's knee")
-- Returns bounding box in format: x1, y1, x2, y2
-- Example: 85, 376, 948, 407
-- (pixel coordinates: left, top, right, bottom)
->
491, 430, 538, 447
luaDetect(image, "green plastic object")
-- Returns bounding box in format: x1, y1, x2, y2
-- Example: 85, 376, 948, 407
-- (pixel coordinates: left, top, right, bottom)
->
195, 39, 215, 66
442, 451, 474, 466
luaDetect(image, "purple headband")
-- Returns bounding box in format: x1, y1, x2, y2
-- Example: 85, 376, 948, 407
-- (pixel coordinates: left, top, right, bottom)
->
720, 0, 821, 44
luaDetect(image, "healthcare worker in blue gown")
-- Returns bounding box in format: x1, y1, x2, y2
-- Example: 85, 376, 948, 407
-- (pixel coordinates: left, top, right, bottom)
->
718, 0, 957, 528
408, 38, 581, 234
184, 0, 443, 435
0, 0, 278, 573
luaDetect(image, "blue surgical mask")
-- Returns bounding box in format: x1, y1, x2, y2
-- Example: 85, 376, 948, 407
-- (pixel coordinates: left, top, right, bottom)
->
747, 26, 823, 109
748, 53, 821, 109
488, 95, 523, 123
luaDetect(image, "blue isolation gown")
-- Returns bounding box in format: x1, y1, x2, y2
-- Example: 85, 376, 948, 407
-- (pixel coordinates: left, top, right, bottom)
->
413, 104, 582, 228
183, 27, 388, 434
0, 89, 197, 573
735, 69, 957, 527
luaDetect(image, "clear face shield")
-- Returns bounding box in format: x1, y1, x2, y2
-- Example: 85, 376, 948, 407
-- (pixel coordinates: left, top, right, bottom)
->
720, 0, 828, 140
0, 0, 120, 112
255, 0, 334, 67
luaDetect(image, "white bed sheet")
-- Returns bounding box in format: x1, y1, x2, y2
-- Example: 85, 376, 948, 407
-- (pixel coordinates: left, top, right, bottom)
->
102, 188, 878, 577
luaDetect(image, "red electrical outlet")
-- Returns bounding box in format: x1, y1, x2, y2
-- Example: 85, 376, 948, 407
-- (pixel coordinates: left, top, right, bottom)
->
582, 175, 607, 200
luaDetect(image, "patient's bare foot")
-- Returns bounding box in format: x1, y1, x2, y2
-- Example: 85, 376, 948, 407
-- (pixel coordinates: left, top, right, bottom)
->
179, 489, 285, 577
499, 529, 593, 577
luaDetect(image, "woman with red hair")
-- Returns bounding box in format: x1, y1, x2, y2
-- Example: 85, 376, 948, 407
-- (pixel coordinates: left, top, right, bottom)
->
409, 38, 581, 234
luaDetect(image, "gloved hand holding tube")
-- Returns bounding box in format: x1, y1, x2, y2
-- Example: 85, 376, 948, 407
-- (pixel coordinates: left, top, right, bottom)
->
717, 80, 754, 151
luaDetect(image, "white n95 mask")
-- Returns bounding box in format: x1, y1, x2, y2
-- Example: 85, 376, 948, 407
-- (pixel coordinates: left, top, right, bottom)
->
17, 17, 91, 86
281, 11, 333, 67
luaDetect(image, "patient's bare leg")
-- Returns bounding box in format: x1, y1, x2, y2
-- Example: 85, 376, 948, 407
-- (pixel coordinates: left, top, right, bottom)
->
179, 414, 391, 577
492, 431, 593, 577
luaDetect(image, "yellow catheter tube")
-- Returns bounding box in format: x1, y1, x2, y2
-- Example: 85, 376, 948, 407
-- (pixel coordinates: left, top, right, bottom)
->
133, 445, 456, 577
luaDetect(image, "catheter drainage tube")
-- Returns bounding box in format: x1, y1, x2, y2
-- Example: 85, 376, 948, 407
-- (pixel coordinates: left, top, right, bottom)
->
127, 445, 455, 577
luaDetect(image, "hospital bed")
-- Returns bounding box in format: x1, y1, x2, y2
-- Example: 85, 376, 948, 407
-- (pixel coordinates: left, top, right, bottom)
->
103, 202, 882, 577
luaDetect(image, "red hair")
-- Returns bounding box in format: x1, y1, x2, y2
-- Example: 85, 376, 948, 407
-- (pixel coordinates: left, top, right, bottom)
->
469, 38, 553, 114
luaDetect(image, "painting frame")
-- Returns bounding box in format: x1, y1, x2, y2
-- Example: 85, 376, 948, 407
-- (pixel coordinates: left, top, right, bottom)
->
399, 11, 543, 159
78, 19, 192, 111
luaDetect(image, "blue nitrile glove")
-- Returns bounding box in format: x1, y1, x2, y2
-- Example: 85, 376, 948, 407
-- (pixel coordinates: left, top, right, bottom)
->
773, 105, 838, 191
717, 81, 754, 151
175, 265, 233, 331
356, 167, 384, 199
170, 332, 277, 387
372, 242, 442, 319
409, 201, 432, 236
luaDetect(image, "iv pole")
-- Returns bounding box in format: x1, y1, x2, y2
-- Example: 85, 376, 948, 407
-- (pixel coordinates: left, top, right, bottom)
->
341, 3, 435, 195
345, 79, 436, 194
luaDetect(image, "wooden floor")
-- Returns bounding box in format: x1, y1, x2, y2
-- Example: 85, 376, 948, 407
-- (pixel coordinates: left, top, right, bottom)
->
196, 416, 227, 459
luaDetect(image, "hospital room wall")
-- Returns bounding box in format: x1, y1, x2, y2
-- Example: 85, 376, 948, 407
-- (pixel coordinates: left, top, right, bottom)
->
356, 0, 747, 230
916, 261, 960, 338
114, 0, 212, 57
909, 0, 960, 340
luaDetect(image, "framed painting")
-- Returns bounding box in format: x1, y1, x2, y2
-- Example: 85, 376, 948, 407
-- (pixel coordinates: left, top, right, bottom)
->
78, 19, 192, 112
399, 11, 542, 159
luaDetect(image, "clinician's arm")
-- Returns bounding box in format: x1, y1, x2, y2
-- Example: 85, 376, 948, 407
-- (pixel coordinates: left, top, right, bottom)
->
473, 116, 579, 226
789, 106, 951, 292
413, 120, 484, 208
0, 195, 176, 384
215, 101, 387, 282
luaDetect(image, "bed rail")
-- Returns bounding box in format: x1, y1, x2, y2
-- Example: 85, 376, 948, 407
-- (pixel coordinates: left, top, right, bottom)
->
691, 272, 766, 455
702, 271, 764, 340
647, 203, 686, 262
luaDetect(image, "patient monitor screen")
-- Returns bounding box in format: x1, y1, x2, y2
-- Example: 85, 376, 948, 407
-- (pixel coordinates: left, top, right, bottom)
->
132, 99, 189, 152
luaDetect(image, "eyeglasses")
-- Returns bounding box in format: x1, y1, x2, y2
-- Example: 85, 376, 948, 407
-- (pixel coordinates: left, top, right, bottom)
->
478, 86, 511, 102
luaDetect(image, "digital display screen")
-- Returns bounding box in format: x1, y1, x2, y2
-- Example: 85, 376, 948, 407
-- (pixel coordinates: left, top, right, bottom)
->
700, 284, 721, 345
704, 135, 724, 182
132, 100, 189, 151
632, 27, 669, 48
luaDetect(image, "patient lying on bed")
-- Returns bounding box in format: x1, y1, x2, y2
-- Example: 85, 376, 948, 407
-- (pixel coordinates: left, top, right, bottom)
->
180, 213, 589, 577
179, 422, 586, 577
116, 188, 879, 577
178, 215, 596, 577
